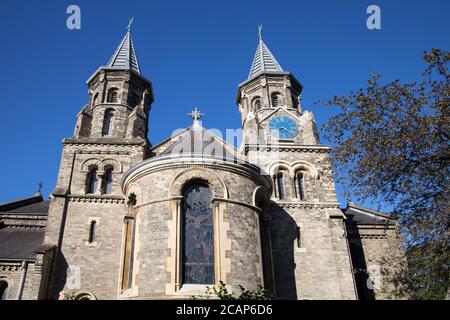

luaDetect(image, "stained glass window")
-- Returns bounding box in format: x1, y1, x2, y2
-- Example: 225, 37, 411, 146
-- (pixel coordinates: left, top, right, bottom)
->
182, 183, 215, 284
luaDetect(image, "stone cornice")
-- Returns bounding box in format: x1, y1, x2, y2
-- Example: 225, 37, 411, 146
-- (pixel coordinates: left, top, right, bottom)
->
244, 144, 331, 154
63, 137, 147, 148
0, 214, 47, 221
68, 194, 125, 204
0, 262, 23, 271
273, 201, 340, 209
122, 156, 272, 193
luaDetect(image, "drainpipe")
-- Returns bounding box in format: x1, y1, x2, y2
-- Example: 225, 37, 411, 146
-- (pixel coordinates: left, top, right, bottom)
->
16, 260, 28, 300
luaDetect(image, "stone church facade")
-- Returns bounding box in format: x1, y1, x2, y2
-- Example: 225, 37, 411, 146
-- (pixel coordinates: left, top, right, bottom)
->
0, 28, 407, 300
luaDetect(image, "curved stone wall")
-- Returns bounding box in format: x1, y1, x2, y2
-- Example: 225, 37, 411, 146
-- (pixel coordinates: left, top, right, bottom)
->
121, 156, 272, 298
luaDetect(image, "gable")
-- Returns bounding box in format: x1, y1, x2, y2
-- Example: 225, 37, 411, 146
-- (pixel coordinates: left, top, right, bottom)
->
151, 125, 241, 160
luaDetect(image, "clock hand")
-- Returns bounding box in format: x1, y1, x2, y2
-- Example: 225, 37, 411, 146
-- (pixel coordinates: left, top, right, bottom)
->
280, 126, 295, 136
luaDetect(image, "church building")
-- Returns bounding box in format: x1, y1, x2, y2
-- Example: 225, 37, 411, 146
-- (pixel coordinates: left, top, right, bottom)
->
0, 27, 406, 300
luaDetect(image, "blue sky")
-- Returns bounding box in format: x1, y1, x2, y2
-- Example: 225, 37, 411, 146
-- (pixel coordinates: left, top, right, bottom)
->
0, 0, 448, 205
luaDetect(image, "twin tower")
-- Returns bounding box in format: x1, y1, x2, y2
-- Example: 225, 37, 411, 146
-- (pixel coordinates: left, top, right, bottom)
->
42, 26, 362, 300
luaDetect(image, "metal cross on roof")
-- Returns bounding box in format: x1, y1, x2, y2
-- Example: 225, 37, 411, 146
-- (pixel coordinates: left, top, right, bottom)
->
127, 17, 134, 32
188, 107, 203, 121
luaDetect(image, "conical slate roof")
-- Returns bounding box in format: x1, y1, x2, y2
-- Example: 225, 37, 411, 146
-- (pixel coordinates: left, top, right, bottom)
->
106, 30, 141, 74
248, 39, 283, 79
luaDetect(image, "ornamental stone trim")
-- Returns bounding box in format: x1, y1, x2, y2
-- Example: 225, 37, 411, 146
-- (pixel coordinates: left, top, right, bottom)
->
68, 195, 125, 204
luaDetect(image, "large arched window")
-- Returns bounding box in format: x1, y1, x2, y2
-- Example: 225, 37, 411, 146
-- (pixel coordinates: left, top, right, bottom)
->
182, 182, 214, 285
102, 109, 114, 136
107, 88, 118, 103
86, 168, 98, 194
0, 280, 8, 300
295, 172, 306, 200
102, 168, 113, 194
275, 171, 286, 200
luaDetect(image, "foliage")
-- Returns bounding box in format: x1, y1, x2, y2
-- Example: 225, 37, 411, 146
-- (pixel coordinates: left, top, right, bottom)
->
192, 281, 274, 300
319, 48, 449, 299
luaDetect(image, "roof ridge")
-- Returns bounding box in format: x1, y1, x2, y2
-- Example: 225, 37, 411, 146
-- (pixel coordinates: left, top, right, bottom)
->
0, 195, 43, 212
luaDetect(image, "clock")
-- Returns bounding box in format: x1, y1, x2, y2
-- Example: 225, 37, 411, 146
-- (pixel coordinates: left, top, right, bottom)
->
268, 116, 299, 139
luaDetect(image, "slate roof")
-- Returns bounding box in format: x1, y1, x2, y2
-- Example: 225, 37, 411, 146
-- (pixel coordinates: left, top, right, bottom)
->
0, 194, 49, 261
0, 227, 45, 260
0, 200, 49, 216
106, 30, 141, 74
155, 122, 239, 161
343, 203, 391, 225
248, 39, 283, 80
0, 194, 49, 216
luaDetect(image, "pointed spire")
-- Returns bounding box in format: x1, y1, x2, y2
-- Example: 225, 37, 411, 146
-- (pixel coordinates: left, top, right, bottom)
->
248, 26, 283, 80
106, 18, 141, 74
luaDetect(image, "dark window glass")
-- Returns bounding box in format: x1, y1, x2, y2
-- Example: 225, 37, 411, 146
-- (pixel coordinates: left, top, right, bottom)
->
88, 220, 96, 243
107, 89, 118, 103
0, 281, 7, 300
254, 98, 261, 110
182, 183, 214, 284
296, 172, 306, 200
102, 110, 114, 136
103, 169, 113, 194
87, 169, 98, 194
276, 172, 286, 200
272, 95, 280, 108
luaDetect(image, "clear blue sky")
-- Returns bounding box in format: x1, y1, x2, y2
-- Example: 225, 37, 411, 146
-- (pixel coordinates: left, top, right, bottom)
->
0, 0, 448, 205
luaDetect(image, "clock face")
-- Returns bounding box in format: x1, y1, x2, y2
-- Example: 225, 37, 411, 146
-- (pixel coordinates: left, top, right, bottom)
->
268, 116, 299, 139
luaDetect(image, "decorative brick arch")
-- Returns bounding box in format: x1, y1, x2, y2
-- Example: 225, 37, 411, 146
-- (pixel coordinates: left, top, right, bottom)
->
291, 160, 319, 179
101, 158, 123, 173
169, 167, 228, 199
268, 161, 293, 176
80, 158, 102, 172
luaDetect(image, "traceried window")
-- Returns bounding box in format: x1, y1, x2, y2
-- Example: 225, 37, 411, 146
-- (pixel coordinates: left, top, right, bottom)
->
102, 109, 114, 136
296, 172, 306, 200
86, 168, 98, 194
275, 171, 286, 200
182, 183, 214, 285
103, 168, 113, 194
107, 88, 118, 103
0, 280, 8, 300
88, 220, 96, 243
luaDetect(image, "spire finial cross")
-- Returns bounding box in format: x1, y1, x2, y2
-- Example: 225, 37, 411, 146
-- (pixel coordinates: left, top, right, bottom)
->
36, 181, 43, 196
188, 107, 203, 121
127, 17, 134, 32
258, 25, 263, 42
